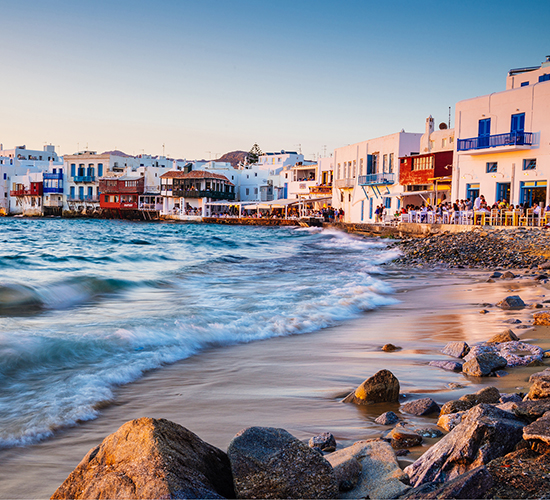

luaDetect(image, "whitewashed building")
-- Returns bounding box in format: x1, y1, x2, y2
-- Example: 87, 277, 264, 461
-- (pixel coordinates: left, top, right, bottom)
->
332, 131, 422, 223
453, 56, 550, 208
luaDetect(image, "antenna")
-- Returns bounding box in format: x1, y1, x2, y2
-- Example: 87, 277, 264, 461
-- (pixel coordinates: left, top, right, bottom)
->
323, 145, 327, 157
297, 144, 302, 154
448, 107, 451, 129
162, 143, 165, 157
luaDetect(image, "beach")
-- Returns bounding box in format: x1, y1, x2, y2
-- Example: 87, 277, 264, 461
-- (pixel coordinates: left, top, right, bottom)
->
1, 254, 549, 498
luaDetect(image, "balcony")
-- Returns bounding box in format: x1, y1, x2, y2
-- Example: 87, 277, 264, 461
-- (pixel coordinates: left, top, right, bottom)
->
67, 196, 99, 202
43, 186, 64, 194
334, 178, 356, 189
457, 132, 534, 153
43, 172, 63, 181
173, 189, 235, 200
73, 175, 96, 183
10, 189, 29, 196
309, 185, 332, 195
358, 172, 395, 185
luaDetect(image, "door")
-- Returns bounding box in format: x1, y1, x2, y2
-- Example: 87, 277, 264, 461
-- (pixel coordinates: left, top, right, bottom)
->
496, 182, 511, 203
478, 118, 491, 148
511, 113, 525, 144
467, 183, 480, 203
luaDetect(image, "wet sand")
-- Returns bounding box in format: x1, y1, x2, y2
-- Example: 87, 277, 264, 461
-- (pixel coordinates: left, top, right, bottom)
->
1, 266, 549, 498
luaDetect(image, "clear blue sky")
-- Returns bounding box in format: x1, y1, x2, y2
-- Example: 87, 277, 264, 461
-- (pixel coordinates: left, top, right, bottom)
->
1, 0, 549, 160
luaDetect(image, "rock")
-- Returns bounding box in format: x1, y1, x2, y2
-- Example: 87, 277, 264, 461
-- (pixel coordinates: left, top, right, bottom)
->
480, 309, 489, 314
499, 393, 523, 404
496, 341, 544, 367
382, 343, 401, 352
529, 367, 550, 383
486, 278, 495, 283
535, 274, 549, 280
342, 369, 400, 405
395, 449, 410, 456
495, 401, 519, 413
228, 426, 338, 499
51, 418, 235, 500
428, 360, 462, 372
494, 369, 509, 377
375, 411, 399, 425
388, 424, 423, 449
416, 428, 444, 438
326, 455, 361, 492
490, 271, 503, 278
497, 295, 526, 310
401, 466, 493, 499
489, 329, 520, 343
459, 386, 501, 405
441, 341, 470, 358
503, 318, 522, 324
309, 432, 336, 453
462, 352, 507, 377
440, 399, 472, 415
526, 378, 550, 400
523, 411, 550, 444
404, 404, 525, 487
529, 303, 544, 309
534, 311, 550, 326
437, 412, 465, 432
501, 271, 516, 279
401, 398, 440, 416
326, 439, 410, 499
485, 448, 550, 499
447, 382, 465, 390
539, 262, 550, 270
514, 399, 550, 422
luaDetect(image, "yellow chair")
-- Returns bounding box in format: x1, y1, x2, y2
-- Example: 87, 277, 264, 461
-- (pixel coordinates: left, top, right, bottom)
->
519, 208, 534, 226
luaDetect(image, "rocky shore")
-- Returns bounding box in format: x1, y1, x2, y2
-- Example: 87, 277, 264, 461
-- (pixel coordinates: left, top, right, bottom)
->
391, 227, 550, 269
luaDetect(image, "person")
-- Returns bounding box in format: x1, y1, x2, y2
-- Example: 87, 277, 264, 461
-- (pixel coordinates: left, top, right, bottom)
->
466, 198, 473, 210
374, 205, 381, 223
340, 209, 345, 222
474, 195, 482, 210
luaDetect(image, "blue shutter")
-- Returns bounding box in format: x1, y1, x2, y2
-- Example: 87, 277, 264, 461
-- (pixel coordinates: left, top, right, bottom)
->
71, 164, 75, 177
70, 186, 75, 199
367, 155, 373, 175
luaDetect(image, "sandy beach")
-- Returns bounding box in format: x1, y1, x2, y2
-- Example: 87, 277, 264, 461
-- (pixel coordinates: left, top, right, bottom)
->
1, 264, 549, 498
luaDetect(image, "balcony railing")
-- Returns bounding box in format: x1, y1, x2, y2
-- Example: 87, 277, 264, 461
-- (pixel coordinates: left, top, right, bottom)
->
43, 172, 63, 181
173, 190, 235, 200
73, 175, 96, 183
358, 172, 395, 185
334, 178, 355, 189
309, 185, 332, 195
10, 189, 29, 196
67, 196, 99, 202
43, 187, 64, 194
457, 131, 534, 151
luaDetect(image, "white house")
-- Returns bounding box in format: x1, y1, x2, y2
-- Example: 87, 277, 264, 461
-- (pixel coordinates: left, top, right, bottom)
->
9, 170, 44, 216
332, 131, 422, 223
453, 56, 550, 208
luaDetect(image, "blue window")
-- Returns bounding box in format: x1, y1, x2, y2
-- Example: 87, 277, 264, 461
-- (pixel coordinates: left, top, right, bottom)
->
523, 159, 537, 170
511, 113, 525, 133
496, 182, 510, 203
88, 187, 93, 199
3, 173, 6, 180
361, 200, 364, 221
53, 168, 56, 174
70, 186, 75, 199
98, 163, 103, 177
384, 197, 391, 209
369, 198, 373, 219
78, 186, 84, 200
467, 183, 480, 202
366, 155, 374, 175
87, 165, 94, 177
486, 162, 497, 173
521, 81, 529, 87
397, 198, 401, 210
70, 163, 76, 177
539, 74, 550, 83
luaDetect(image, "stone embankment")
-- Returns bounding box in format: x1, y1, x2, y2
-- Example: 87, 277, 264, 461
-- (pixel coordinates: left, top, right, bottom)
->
391, 227, 550, 269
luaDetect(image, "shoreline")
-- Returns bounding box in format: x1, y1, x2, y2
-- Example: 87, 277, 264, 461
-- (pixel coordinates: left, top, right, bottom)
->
1, 262, 550, 498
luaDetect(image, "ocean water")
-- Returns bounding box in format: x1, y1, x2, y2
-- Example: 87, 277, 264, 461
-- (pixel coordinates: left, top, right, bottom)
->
0, 218, 401, 449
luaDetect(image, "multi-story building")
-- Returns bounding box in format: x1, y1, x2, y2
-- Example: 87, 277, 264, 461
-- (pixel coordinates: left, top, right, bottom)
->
64, 150, 135, 212
453, 56, 550, 208
399, 116, 454, 208
99, 175, 145, 213
9, 171, 43, 216
160, 170, 235, 217
42, 163, 65, 216
332, 131, 422, 223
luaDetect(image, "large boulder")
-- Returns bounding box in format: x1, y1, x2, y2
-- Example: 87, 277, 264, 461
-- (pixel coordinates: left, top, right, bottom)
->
51, 418, 235, 500
342, 369, 400, 405
375, 411, 399, 425
227, 426, 338, 499
388, 424, 423, 449
401, 466, 493, 499
523, 411, 550, 444
441, 341, 469, 358
527, 378, 550, 400
325, 439, 410, 499
514, 399, 550, 422
489, 329, 519, 343
404, 404, 525, 487
428, 360, 462, 372
496, 295, 526, 310
459, 386, 501, 405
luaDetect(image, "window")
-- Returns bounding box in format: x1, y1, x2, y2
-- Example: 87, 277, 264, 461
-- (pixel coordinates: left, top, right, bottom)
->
511, 113, 525, 134
384, 197, 391, 209
246, 188, 249, 195
255, 172, 257, 176
486, 162, 498, 173
521, 81, 529, 87
70, 186, 75, 199
3, 173, 6, 180
359, 158, 363, 176
337, 163, 341, 179
523, 159, 537, 170
442, 138, 447, 148
539, 74, 550, 83
372, 153, 379, 173
352, 160, 356, 178
254, 188, 258, 194
70, 164, 76, 177
388, 153, 394, 173
98, 163, 104, 177
383, 155, 387, 171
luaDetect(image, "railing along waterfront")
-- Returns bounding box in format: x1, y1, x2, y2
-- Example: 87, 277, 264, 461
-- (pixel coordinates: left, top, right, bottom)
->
457, 132, 534, 151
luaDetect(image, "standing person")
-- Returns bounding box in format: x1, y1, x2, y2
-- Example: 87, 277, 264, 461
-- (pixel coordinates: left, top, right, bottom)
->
466, 198, 473, 210
474, 195, 482, 210
374, 205, 380, 223
340, 208, 345, 222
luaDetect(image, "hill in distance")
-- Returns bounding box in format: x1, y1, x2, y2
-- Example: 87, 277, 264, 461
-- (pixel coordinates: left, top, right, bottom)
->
215, 151, 247, 168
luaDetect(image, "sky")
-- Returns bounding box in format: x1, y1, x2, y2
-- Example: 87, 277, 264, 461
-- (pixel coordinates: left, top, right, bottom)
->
1, 0, 549, 160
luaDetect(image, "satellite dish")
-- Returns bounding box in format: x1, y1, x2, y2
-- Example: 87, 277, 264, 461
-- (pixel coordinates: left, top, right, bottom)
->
439, 122, 448, 130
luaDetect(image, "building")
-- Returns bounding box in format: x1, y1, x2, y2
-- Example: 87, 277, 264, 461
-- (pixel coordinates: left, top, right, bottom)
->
332, 131, 422, 223
9, 171, 43, 216
399, 116, 454, 208
160, 170, 235, 217
42, 163, 65, 216
453, 56, 550, 208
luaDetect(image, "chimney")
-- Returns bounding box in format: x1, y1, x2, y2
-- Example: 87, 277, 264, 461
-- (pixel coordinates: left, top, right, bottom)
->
426, 115, 434, 136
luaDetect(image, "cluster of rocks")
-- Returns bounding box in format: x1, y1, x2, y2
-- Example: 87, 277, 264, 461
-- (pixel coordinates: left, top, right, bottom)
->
51, 366, 550, 499
391, 227, 550, 268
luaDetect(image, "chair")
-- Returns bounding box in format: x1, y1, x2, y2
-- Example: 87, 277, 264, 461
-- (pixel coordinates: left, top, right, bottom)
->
486, 209, 501, 226
400, 213, 410, 223
519, 208, 534, 226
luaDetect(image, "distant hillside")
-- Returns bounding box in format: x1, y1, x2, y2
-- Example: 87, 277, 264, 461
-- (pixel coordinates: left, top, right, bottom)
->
215, 150, 247, 168
101, 150, 133, 158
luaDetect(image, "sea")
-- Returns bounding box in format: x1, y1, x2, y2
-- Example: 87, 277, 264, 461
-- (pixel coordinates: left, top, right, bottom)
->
0, 218, 548, 498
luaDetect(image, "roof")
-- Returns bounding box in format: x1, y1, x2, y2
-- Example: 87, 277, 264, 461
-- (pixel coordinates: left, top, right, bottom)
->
160, 170, 233, 185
